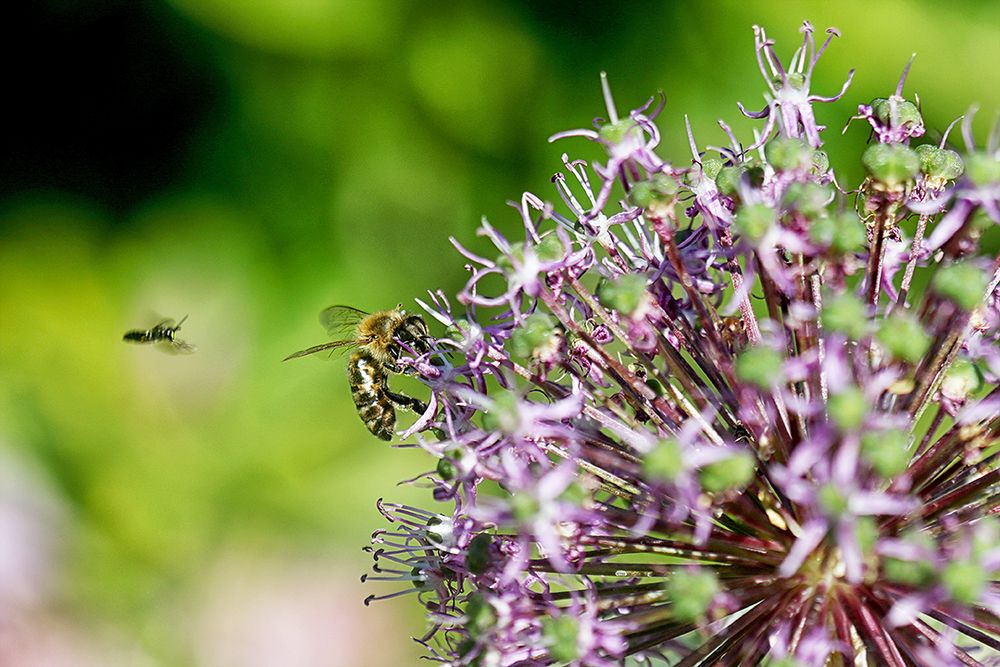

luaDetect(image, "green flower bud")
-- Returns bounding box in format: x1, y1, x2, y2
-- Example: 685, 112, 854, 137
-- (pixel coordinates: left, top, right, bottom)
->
884, 560, 932, 586
698, 452, 755, 493
496, 243, 526, 272
833, 212, 867, 254
783, 182, 833, 218
654, 171, 680, 195
915, 144, 964, 182
535, 233, 565, 263
821, 292, 868, 339
715, 165, 743, 197
629, 172, 679, 208
933, 261, 989, 311
682, 167, 701, 187
507, 313, 560, 361
809, 211, 866, 254
409, 565, 428, 588
715, 157, 765, 196
598, 273, 649, 317
445, 317, 472, 343
541, 615, 580, 663
426, 518, 461, 553
712, 157, 765, 196
466, 534, 493, 575
862, 143, 920, 187
465, 594, 496, 636
808, 216, 837, 250
783, 72, 807, 90
766, 137, 814, 172
701, 157, 724, 181
742, 158, 767, 189
965, 152, 1000, 187
871, 97, 923, 130
876, 313, 931, 364
811, 150, 831, 175
436, 455, 458, 481
828, 386, 867, 432
941, 358, 982, 402
666, 570, 720, 622
481, 391, 520, 434
510, 492, 540, 523
629, 181, 656, 208
883, 530, 937, 585
734, 203, 776, 243
818, 482, 849, 517
973, 208, 994, 233
643, 438, 684, 483
599, 119, 637, 145
942, 560, 988, 604
855, 516, 879, 555
735, 346, 784, 388
861, 428, 911, 477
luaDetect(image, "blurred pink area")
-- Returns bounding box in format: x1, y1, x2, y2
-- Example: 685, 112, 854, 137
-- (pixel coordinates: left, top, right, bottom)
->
0, 617, 152, 667
0, 449, 150, 667
0, 454, 61, 612
192, 553, 417, 667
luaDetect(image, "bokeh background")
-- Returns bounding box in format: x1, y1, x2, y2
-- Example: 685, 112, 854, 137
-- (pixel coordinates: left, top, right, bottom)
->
1, 1, 998, 665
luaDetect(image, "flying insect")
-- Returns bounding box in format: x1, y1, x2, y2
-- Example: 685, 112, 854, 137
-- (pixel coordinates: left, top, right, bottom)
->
123, 315, 196, 354
284, 305, 430, 440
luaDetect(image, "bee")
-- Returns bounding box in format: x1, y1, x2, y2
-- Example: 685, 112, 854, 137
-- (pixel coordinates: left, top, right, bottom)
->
718, 315, 747, 353
284, 305, 430, 440
123, 315, 196, 354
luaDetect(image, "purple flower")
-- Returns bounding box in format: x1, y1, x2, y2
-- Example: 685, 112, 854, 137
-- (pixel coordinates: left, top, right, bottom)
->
851, 55, 926, 145
738, 21, 854, 150
363, 22, 1000, 666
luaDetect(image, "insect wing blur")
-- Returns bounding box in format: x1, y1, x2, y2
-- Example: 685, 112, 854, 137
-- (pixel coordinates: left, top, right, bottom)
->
156, 337, 197, 355
320, 305, 368, 337
281, 339, 358, 361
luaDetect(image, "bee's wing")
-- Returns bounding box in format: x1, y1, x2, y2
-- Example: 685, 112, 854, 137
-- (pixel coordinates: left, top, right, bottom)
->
156, 338, 197, 355
152, 318, 176, 330
319, 305, 368, 337
282, 339, 358, 362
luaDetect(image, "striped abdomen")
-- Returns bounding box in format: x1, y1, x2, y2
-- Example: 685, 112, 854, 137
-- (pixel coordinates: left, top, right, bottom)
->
123, 329, 155, 343
348, 350, 395, 440
122, 328, 172, 343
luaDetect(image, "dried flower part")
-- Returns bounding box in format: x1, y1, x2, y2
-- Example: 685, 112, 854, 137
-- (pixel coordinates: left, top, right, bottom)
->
365, 21, 1000, 667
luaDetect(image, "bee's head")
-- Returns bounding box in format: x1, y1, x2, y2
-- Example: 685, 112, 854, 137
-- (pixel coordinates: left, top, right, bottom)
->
398, 314, 431, 354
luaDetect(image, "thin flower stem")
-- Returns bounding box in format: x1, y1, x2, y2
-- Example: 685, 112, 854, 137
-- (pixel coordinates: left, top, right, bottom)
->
893, 214, 931, 312
864, 204, 893, 310
841, 590, 907, 667
542, 442, 643, 497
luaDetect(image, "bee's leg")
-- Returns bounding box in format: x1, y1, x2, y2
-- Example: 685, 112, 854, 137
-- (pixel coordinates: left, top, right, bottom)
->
385, 389, 427, 415
386, 351, 418, 375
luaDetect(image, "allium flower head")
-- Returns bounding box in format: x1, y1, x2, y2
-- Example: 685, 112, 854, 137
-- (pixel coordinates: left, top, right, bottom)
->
365, 21, 1000, 666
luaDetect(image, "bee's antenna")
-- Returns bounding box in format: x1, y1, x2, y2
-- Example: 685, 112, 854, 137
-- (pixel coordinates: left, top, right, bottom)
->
176, 314, 189, 328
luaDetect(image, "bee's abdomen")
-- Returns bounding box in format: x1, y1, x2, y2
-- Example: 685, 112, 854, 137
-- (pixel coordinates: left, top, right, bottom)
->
348, 350, 395, 441
123, 330, 152, 343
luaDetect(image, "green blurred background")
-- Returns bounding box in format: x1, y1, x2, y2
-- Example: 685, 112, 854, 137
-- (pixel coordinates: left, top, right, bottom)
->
0, 1, 998, 664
